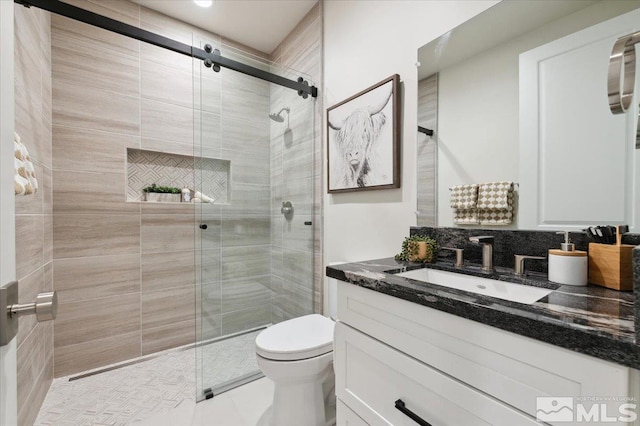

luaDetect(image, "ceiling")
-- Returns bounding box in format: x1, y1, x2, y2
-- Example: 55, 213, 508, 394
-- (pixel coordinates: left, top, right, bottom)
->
131, 0, 317, 54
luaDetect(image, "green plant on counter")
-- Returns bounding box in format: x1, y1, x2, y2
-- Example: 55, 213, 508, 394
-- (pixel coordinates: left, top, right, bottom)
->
142, 183, 181, 194
395, 235, 438, 263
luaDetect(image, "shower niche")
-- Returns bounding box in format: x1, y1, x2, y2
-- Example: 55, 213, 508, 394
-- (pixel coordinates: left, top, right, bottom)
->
126, 148, 230, 204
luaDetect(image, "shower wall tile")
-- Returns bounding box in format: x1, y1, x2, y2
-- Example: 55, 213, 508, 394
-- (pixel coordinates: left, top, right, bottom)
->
140, 138, 194, 158
139, 5, 198, 45
54, 254, 141, 302
53, 170, 137, 215
141, 200, 196, 215
221, 215, 270, 247
142, 319, 196, 355
197, 215, 222, 251
141, 214, 196, 253
221, 147, 270, 186
60, 0, 140, 26
53, 80, 140, 135
195, 111, 222, 157
283, 220, 314, 253
141, 60, 193, 109
54, 331, 141, 378
52, 33, 140, 96
221, 245, 270, 281
16, 6, 54, 422
141, 44, 192, 74
142, 250, 196, 293
221, 115, 269, 152
52, 125, 139, 173
221, 304, 271, 336
19, 352, 52, 426
16, 267, 45, 348
222, 183, 270, 216
51, 15, 140, 67
15, 215, 44, 281
141, 99, 194, 144
198, 249, 222, 284
53, 214, 140, 258
220, 275, 274, 314
17, 323, 51, 422
195, 73, 222, 115
271, 246, 284, 279
283, 248, 313, 287
201, 281, 222, 316
269, 1, 322, 316
141, 286, 195, 330
53, 293, 141, 348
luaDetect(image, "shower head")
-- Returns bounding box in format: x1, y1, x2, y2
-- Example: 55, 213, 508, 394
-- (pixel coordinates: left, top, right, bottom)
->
269, 107, 290, 122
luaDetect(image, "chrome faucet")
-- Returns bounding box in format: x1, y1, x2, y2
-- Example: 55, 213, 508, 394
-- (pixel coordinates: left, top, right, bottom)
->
469, 236, 494, 273
514, 255, 546, 276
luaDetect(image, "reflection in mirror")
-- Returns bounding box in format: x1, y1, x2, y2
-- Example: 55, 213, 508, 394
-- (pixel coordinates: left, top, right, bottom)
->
416, 0, 640, 231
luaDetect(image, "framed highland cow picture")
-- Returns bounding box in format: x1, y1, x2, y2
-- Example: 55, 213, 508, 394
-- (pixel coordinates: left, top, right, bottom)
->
327, 74, 400, 193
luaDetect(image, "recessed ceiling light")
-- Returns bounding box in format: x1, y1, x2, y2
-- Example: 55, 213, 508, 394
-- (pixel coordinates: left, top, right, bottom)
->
194, 0, 212, 7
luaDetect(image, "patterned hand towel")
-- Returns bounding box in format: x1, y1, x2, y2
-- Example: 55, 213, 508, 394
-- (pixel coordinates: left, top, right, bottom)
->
450, 184, 479, 224
478, 181, 514, 225
14, 132, 38, 195
449, 184, 478, 209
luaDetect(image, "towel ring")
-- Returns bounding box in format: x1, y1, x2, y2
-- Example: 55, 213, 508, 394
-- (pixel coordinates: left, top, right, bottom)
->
608, 31, 640, 114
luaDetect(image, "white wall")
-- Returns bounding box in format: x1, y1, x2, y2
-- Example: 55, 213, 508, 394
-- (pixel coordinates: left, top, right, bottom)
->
322, 0, 498, 269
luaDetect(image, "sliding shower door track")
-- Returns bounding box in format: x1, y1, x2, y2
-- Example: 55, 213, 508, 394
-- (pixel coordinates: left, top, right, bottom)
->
68, 325, 269, 382
14, 0, 317, 98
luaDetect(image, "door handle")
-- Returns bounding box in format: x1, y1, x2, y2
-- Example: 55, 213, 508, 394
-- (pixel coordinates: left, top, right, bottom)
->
0, 281, 58, 346
395, 399, 432, 426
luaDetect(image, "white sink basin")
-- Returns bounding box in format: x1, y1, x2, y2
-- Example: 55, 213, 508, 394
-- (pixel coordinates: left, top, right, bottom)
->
395, 268, 554, 305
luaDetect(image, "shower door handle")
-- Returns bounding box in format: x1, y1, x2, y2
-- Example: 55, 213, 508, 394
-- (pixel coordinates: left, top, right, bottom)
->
0, 281, 58, 346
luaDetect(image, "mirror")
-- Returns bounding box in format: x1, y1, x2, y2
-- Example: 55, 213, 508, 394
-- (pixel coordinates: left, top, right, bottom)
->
417, 0, 640, 231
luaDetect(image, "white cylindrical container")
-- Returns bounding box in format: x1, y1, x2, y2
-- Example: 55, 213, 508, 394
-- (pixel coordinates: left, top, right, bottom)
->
548, 251, 588, 286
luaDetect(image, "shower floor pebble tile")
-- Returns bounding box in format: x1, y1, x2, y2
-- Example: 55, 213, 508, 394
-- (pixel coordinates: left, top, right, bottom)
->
35, 331, 262, 426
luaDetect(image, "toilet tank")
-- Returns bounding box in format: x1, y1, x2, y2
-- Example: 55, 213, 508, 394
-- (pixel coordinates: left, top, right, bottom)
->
327, 262, 343, 320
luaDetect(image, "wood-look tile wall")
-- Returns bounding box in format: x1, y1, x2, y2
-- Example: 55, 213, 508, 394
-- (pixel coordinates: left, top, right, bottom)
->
269, 2, 324, 320
417, 74, 438, 227
14, 4, 54, 425
50, 0, 273, 377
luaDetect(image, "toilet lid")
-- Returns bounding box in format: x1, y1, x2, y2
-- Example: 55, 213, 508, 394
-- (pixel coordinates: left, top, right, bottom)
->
256, 314, 335, 361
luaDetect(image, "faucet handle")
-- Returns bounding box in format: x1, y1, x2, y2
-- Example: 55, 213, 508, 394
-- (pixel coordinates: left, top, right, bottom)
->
469, 235, 494, 244
514, 255, 545, 276
441, 247, 464, 268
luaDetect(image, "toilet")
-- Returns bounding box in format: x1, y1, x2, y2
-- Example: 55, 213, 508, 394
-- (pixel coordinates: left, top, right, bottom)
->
255, 275, 338, 426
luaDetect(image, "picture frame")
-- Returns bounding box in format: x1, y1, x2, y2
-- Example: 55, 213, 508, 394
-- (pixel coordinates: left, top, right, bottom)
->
326, 74, 401, 193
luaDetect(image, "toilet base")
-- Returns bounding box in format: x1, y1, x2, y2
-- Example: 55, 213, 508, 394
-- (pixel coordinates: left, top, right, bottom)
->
257, 352, 335, 426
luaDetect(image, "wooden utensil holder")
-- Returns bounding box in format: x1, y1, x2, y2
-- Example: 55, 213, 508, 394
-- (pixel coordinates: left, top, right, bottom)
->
588, 242, 634, 291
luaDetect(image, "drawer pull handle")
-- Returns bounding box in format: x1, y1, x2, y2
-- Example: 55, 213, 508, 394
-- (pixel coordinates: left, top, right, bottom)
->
395, 399, 432, 426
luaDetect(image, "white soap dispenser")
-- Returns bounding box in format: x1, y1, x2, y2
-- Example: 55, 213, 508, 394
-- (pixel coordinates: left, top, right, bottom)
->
548, 231, 588, 286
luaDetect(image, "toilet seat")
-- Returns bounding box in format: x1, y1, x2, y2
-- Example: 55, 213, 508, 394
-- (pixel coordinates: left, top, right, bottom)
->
256, 314, 335, 361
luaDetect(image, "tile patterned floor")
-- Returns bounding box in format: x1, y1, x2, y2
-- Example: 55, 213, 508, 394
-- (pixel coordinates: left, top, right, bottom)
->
35, 331, 262, 426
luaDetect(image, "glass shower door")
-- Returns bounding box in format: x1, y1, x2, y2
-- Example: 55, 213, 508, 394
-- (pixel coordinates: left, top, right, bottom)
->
193, 41, 316, 400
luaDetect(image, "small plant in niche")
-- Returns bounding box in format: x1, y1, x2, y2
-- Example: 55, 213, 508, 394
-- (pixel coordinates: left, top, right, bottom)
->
395, 235, 438, 263
142, 184, 181, 194
142, 184, 182, 203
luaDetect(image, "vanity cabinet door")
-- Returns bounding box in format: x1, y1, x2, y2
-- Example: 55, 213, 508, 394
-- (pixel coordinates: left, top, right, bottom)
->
335, 322, 539, 426
337, 281, 633, 420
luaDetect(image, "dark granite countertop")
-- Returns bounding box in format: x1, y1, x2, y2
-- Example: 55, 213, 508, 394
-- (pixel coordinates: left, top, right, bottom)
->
327, 257, 640, 370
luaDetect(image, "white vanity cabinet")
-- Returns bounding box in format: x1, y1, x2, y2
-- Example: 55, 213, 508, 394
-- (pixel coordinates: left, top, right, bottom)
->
334, 281, 640, 426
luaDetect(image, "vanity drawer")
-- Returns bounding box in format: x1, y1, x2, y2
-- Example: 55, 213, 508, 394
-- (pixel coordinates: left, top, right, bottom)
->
335, 322, 539, 426
337, 281, 632, 419
337, 399, 369, 426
